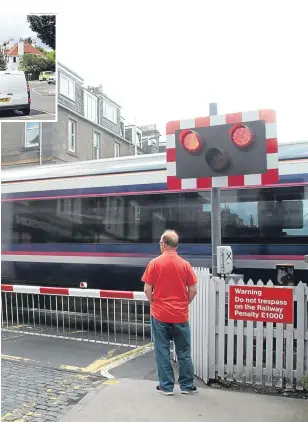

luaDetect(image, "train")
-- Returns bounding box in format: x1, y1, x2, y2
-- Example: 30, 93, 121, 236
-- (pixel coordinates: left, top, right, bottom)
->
1, 141, 308, 290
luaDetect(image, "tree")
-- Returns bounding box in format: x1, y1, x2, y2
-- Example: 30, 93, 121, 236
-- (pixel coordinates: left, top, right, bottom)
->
25, 37, 33, 44
27, 15, 56, 50
19, 54, 55, 73
46, 50, 55, 63
0, 50, 7, 70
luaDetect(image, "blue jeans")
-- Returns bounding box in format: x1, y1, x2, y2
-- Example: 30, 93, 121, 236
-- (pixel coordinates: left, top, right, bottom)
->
151, 316, 194, 392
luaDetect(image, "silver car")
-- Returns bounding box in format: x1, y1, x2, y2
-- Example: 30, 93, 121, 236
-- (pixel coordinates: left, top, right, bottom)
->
48, 73, 56, 84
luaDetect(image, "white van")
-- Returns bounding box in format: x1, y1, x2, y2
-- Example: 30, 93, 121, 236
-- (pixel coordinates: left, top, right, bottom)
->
0, 70, 31, 115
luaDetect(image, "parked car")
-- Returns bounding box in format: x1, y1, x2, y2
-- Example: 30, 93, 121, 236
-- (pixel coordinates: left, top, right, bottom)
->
47, 72, 56, 84
39, 71, 53, 81
0, 70, 31, 115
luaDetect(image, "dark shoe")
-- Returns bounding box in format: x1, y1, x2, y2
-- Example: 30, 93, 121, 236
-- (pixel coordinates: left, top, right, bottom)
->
156, 385, 173, 396
181, 386, 198, 394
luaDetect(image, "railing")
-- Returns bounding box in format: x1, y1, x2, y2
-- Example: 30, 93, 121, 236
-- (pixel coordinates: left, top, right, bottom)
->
3, 270, 308, 391
1, 285, 150, 348
190, 268, 308, 390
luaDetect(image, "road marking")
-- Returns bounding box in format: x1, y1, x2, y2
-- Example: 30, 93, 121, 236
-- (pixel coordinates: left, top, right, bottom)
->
100, 343, 153, 378
103, 379, 119, 385
32, 87, 55, 96
1, 328, 140, 348
32, 88, 43, 96
84, 343, 152, 374
1, 400, 36, 421
1, 343, 153, 375
4, 325, 25, 329
57, 343, 153, 374
1, 354, 34, 362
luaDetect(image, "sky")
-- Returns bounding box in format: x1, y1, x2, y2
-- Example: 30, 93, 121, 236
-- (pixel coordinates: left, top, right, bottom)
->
2, 1, 308, 143
0, 15, 36, 41
0, 14, 50, 49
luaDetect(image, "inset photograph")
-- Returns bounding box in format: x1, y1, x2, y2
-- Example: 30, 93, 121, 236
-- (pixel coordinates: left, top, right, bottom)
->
0, 13, 56, 121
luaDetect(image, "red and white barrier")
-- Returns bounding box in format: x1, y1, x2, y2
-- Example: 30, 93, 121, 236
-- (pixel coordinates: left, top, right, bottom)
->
1, 284, 147, 301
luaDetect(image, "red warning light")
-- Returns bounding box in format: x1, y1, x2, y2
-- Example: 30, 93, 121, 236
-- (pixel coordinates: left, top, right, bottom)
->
230, 124, 253, 148
179, 130, 203, 153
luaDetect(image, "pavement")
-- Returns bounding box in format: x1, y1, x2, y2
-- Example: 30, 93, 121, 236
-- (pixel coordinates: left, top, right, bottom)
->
2, 330, 308, 422
58, 378, 308, 422
0, 80, 56, 121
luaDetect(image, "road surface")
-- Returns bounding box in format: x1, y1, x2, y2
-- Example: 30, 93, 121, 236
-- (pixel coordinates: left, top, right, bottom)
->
0, 80, 56, 121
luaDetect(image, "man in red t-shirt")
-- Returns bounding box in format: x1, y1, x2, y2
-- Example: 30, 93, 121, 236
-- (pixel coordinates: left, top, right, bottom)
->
142, 230, 198, 396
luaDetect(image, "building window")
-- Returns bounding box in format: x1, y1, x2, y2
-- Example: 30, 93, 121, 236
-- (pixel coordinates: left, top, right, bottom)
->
25, 122, 40, 147
114, 142, 120, 157
60, 74, 75, 101
103, 101, 118, 124
93, 132, 100, 159
68, 119, 76, 153
84, 91, 98, 123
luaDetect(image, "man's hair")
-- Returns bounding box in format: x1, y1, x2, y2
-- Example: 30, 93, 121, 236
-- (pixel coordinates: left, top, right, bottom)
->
161, 230, 179, 248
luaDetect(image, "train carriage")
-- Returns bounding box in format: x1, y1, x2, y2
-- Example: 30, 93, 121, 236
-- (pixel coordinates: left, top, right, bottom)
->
1, 141, 308, 290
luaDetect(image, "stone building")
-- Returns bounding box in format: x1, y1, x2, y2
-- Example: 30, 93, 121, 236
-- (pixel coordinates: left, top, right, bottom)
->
125, 124, 161, 155
1, 62, 131, 168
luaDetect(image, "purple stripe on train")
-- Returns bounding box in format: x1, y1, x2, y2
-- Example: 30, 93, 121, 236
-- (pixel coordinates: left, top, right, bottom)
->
3, 243, 307, 256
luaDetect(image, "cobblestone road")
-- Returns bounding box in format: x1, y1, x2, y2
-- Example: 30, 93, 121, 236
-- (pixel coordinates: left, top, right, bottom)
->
1, 359, 103, 421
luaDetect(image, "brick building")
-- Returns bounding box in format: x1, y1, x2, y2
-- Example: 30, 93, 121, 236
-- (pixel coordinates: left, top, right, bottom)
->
1, 62, 131, 168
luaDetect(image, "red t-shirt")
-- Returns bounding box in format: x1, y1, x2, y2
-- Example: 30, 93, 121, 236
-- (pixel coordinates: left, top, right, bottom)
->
141, 250, 198, 323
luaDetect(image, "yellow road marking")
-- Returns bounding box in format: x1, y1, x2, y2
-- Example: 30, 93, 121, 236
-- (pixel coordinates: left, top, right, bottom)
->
84, 343, 152, 373
1, 343, 153, 375
1, 354, 34, 362
1, 398, 38, 420
59, 343, 152, 374
1, 413, 12, 420
103, 379, 119, 385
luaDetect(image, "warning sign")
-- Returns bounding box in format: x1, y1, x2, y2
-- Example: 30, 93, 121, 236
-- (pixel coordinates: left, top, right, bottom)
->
229, 285, 294, 324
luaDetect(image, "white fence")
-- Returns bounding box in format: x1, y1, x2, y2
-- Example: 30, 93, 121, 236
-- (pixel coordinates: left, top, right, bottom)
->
190, 268, 308, 390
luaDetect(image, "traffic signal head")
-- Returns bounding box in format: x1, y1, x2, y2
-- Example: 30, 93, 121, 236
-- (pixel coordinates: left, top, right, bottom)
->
175, 120, 266, 179
166, 110, 279, 189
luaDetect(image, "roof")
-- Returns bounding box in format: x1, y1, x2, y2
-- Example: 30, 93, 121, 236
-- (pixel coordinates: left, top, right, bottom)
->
6, 42, 43, 57
58, 62, 84, 83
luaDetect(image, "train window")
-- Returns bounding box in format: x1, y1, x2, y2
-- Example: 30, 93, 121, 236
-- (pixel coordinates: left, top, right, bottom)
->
218, 186, 308, 243
2, 186, 307, 245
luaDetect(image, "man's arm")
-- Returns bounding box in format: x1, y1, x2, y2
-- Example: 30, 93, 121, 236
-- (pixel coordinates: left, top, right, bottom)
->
141, 260, 157, 305
187, 284, 197, 304
144, 283, 153, 304
186, 263, 198, 304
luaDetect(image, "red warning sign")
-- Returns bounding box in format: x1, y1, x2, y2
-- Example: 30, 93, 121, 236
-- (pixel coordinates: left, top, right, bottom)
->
229, 285, 294, 324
